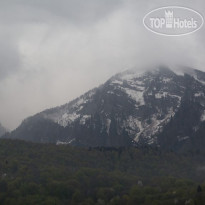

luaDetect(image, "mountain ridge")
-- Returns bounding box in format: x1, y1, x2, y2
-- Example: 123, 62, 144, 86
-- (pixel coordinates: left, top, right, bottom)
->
4, 65, 205, 151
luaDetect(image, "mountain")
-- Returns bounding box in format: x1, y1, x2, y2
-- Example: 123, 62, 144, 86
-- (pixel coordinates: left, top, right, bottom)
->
5, 66, 205, 151
0, 123, 7, 137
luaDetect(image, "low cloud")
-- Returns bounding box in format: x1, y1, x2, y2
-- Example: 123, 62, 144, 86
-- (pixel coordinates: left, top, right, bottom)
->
0, 0, 204, 129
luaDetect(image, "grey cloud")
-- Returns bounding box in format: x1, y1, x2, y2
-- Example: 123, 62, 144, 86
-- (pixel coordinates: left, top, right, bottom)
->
0, 0, 204, 129
0, 37, 21, 80
0, 0, 123, 25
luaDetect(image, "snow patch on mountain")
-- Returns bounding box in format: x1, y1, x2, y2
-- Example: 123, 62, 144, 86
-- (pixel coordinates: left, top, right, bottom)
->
195, 92, 204, 97
122, 106, 176, 145
107, 91, 115, 95
196, 78, 205, 85
162, 77, 172, 83
56, 140, 69, 145
123, 116, 143, 141
80, 115, 91, 125
42, 89, 96, 127
56, 138, 75, 145
106, 119, 111, 135
201, 111, 205, 121
177, 136, 189, 142
119, 71, 144, 81
111, 80, 123, 85
122, 87, 145, 106
58, 113, 80, 127
155, 92, 168, 99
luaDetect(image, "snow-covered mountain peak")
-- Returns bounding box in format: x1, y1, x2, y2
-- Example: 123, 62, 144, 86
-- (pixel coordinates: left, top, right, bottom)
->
41, 66, 189, 140
7, 65, 205, 150
113, 66, 169, 81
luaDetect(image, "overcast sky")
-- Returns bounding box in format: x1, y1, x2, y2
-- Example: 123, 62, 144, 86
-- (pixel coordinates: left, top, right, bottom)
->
0, 0, 204, 130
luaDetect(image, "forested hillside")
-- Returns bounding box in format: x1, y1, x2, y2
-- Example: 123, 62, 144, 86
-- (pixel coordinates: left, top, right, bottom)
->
0, 139, 205, 204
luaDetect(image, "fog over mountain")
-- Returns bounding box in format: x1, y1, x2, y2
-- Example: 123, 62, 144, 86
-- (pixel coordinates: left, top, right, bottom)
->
0, 0, 204, 130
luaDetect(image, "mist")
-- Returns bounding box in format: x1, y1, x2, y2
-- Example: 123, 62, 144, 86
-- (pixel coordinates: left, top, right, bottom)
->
0, 0, 204, 130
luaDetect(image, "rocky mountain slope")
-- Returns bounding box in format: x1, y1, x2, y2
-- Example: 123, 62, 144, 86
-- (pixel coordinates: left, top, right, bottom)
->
5, 66, 205, 151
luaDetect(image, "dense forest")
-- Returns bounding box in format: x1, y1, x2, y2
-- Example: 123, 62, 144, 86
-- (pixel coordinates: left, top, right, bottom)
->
0, 139, 205, 204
